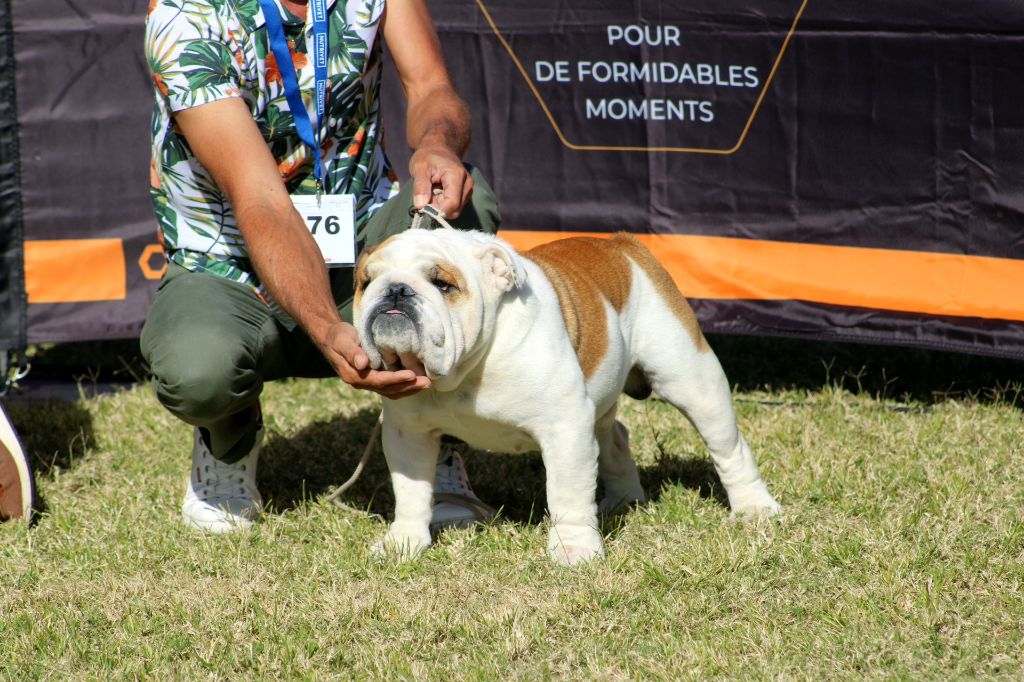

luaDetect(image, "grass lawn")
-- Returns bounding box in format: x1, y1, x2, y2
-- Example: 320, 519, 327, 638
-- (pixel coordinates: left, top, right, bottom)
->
1, 336, 1022, 679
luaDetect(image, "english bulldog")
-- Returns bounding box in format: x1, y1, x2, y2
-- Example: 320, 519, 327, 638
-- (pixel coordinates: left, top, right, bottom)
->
354, 229, 781, 565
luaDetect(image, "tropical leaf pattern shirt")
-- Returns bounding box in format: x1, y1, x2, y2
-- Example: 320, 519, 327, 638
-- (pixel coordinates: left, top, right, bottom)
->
145, 0, 397, 301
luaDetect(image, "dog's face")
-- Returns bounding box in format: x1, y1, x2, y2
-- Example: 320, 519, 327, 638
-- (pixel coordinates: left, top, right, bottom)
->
353, 229, 526, 380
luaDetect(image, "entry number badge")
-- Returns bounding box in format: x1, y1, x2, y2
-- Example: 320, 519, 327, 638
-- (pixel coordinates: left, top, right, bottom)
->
292, 194, 356, 267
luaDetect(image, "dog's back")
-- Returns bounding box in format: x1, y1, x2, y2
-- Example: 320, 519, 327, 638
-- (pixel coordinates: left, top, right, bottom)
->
524, 233, 708, 386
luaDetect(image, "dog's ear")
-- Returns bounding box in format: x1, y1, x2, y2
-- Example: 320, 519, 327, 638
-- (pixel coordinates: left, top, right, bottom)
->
476, 241, 526, 293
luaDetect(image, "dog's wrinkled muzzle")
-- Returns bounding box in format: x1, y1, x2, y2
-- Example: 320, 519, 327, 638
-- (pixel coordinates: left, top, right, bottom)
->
367, 283, 427, 375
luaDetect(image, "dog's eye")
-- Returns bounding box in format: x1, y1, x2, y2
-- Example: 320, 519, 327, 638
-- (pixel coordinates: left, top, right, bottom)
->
358, 276, 371, 291
431, 278, 455, 294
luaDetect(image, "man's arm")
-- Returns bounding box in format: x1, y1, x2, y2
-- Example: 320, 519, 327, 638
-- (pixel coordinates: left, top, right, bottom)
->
383, 0, 473, 219
173, 97, 429, 397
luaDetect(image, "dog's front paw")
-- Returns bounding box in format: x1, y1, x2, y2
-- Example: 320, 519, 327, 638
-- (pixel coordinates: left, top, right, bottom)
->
547, 524, 605, 566
727, 480, 782, 518
370, 523, 432, 562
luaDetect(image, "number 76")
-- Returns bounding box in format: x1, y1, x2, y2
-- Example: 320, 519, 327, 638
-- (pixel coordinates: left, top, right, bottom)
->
307, 215, 341, 235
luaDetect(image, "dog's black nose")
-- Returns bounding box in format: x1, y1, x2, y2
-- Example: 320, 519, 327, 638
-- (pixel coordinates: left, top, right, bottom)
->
385, 282, 417, 300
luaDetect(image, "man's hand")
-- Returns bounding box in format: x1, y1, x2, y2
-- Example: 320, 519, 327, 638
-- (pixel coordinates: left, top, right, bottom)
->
409, 142, 473, 219
385, 0, 473, 219
319, 321, 431, 399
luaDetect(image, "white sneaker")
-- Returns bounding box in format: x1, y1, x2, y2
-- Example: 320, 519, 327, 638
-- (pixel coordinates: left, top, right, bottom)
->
431, 444, 495, 533
181, 427, 264, 533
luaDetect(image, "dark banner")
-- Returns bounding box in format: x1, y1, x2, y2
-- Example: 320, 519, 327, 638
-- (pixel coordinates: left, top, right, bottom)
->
0, 0, 25, 352
7, 0, 1024, 358
13, 0, 159, 345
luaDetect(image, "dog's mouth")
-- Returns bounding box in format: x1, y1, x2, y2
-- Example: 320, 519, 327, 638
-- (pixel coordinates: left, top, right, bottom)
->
370, 306, 418, 332
369, 305, 426, 375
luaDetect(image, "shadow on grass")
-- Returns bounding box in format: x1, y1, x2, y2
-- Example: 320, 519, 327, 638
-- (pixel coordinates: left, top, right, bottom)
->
257, 406, 726, 526
3, 399, 96, 519
639, 454, 728, 508
258, 408, 551, 523
258, 407, 390, 515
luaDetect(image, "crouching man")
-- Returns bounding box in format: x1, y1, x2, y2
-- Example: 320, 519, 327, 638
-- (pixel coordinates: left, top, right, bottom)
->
142, 0, 495, 531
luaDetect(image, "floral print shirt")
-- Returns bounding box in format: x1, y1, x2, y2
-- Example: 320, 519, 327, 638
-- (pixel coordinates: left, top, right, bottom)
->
145, 0, 397, 299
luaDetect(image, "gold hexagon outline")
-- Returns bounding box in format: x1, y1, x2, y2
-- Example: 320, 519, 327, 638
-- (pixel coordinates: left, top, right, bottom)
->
472, 0, 810, 154
138, 243, 168, 280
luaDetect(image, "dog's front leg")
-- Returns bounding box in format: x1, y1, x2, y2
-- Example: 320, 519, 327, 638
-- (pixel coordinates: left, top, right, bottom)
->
372, 422, 439, 561
536, 419, 604, 565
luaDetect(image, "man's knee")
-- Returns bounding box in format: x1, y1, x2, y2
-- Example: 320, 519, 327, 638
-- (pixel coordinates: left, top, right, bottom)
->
144, 325, 260, 425
140, 265, 268, 423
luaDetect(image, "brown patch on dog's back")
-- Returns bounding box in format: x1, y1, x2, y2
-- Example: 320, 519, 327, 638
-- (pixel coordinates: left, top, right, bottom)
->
525, 237, 635, 378
526, 235, 708, 379
612, 233, 709, 352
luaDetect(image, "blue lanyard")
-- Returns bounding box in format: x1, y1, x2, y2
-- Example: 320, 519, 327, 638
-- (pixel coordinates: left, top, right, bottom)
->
258, 0, 329, 194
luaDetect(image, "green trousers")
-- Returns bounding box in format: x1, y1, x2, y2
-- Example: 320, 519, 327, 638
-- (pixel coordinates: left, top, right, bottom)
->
140, 166, 501, 462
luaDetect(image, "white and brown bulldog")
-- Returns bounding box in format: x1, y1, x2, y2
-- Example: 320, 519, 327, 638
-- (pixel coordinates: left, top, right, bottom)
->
354, 229, 781, 565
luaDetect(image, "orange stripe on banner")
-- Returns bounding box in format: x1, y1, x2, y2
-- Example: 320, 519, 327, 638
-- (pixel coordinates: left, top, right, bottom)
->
500, 231, 1024, 322
24, 239, 126, 304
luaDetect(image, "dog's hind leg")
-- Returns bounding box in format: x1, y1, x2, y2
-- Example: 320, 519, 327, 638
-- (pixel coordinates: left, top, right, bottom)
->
636, 330, 781, 517
620, 241, 780, 517
596, 407, 646, 513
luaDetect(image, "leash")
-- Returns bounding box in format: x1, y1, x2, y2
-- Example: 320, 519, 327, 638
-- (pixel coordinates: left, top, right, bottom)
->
0, 350, 31, 399
408, 190, 457, 231
323, 410, 383, 518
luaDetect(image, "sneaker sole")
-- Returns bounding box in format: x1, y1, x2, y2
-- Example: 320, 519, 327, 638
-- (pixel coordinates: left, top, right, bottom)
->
181, 511, 257, 534
430, 493, 497, 533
